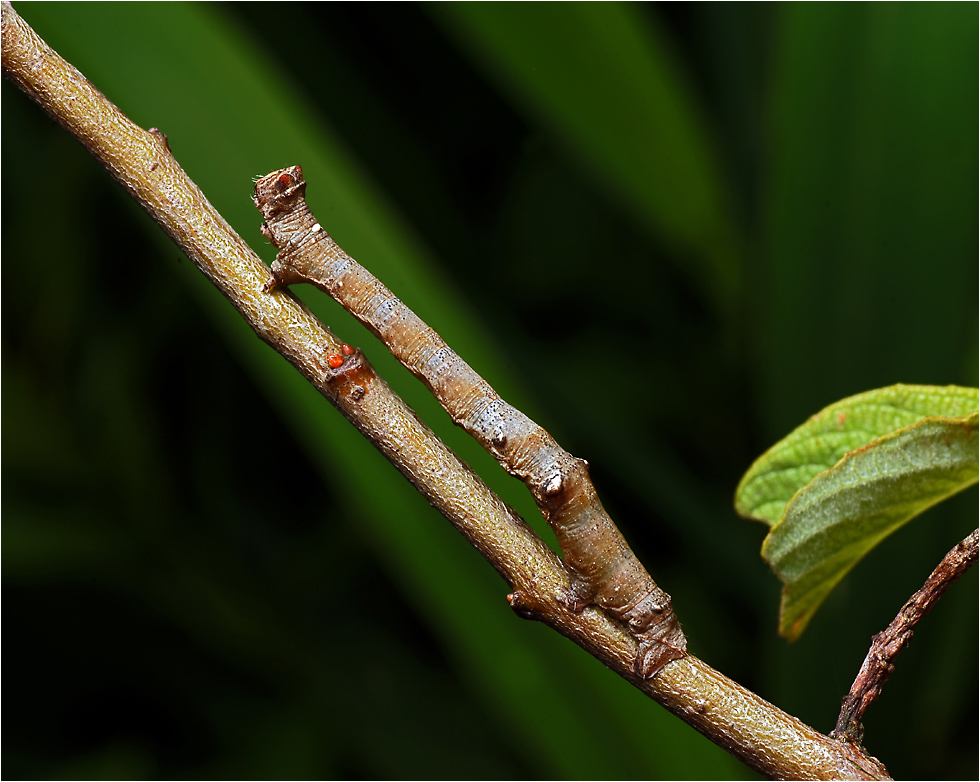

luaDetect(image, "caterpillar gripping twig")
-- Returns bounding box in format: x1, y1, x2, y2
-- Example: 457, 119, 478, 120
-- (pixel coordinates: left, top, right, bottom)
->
254, 166, 687, 677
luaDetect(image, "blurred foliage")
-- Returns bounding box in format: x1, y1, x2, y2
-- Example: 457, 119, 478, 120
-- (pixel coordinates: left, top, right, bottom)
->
2, 3, 976, 779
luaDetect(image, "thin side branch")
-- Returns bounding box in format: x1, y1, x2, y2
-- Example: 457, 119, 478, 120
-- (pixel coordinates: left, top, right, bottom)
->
832, 528, 979, 744
2, 5, 890, 778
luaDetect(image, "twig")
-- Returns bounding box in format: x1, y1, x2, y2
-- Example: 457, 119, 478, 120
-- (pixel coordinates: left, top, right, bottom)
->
1, 4, 890, 778
832, 528, 979, 744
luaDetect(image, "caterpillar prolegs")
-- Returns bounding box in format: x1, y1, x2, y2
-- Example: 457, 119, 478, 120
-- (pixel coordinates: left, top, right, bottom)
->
254, 167, 686, 677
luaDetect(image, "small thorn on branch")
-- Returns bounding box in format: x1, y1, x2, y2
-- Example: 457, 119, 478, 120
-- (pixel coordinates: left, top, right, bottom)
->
832, 528, 978, 745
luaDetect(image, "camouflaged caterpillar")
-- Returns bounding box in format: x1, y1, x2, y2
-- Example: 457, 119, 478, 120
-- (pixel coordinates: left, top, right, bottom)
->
254, 166, 686, 677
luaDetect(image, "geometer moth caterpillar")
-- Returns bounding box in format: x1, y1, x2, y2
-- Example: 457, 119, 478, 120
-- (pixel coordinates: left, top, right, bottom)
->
254, 166, 686, 677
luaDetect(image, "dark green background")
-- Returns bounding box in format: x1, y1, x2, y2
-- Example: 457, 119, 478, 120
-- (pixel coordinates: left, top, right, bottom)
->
3, 3, 976, 779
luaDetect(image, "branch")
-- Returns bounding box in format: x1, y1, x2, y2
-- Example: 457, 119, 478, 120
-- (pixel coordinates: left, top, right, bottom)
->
2, 4, 890, 778
832, 528, 979, 744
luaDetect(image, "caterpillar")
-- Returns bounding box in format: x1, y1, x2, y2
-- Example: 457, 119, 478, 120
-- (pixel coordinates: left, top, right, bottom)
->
254, 166, 686, 677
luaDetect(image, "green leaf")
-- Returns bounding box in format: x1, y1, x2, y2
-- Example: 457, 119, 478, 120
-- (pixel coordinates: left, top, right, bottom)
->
735, 384, 978, 641
735, 384, 979, 525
